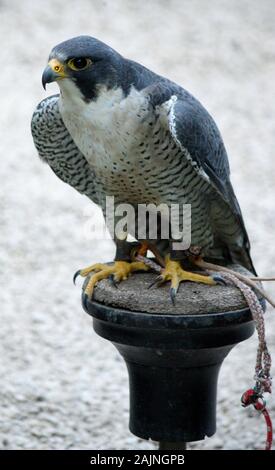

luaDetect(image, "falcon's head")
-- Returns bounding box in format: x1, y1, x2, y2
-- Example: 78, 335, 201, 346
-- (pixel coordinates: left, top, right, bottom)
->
42, 36, 126, 101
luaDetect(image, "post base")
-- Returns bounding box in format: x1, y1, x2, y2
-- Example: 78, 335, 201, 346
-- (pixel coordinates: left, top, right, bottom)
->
84, 292, 255, 443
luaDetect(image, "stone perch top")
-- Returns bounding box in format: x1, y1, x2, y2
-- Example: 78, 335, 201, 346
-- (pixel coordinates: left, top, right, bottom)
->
90, 264, 258, 315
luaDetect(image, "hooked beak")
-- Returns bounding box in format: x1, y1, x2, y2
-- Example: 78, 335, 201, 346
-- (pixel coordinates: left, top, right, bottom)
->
42, 59, 67, 89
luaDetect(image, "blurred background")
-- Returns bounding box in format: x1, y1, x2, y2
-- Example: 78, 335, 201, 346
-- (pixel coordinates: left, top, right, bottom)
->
1, 0, 275, 449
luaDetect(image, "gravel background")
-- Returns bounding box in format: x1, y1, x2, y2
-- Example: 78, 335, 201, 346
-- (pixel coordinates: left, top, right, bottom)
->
1, 0, 275, 450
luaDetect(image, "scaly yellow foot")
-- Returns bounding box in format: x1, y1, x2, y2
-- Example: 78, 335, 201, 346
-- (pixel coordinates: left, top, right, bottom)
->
150, 256, 223, 304
74, 260, 149, 300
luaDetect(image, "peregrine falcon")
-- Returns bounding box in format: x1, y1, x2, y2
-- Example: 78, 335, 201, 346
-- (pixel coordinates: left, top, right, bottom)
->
31, 36, 256, 302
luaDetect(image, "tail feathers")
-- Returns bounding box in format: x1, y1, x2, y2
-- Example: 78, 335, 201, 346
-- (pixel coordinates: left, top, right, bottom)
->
229, 245, 257, 276
207, 237, 257, 276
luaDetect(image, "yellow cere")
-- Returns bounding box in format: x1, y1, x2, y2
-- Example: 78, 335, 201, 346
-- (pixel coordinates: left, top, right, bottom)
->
48, 59, 67, 78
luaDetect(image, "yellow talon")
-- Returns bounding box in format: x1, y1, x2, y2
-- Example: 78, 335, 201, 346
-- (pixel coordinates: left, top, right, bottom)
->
162, 256, 216, 286
79, 263, 108, 277
76, 260, 149, 299
154, 256, 216, 304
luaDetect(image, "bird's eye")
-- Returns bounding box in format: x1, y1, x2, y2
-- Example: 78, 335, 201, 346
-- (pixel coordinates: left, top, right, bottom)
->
68, 57, 92, 71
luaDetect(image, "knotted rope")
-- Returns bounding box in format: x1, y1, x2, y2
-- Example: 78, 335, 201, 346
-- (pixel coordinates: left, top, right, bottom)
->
219, 272, 272, 394
217, 272, 272, 451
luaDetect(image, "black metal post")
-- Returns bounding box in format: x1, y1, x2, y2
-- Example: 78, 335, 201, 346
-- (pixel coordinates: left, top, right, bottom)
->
83, 296, 255, 445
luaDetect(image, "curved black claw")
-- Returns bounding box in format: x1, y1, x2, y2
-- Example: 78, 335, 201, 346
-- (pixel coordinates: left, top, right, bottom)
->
73, 270, 81, 285
170, 287, 178, 306
148, 275, 164, 289
109, 274, 118, 288
212, 274, 227, 286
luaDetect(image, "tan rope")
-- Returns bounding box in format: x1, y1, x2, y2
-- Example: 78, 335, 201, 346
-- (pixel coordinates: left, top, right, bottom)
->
218, 272, 272, 393
193, 258, 275, 308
